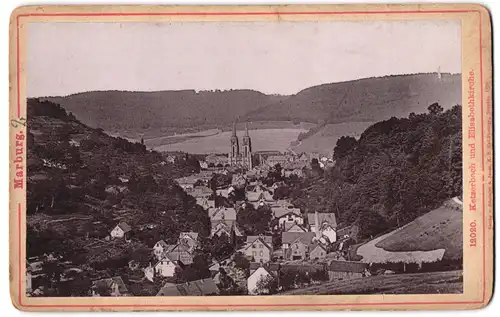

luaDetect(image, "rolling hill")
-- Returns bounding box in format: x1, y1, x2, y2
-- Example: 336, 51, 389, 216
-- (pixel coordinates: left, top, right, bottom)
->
42, 73, 460, 140
43, 90, 287, 138
244, 73, 461, 124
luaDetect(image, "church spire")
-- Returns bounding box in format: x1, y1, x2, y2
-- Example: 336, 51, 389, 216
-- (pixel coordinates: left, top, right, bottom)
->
244, 122, 249, 137
232, 121, 237, 137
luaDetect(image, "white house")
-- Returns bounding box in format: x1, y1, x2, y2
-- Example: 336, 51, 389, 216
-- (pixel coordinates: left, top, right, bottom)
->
272, 207, 303, 230
196, 197, 215, 210
247, 266, 273, 295
308, 212, 337, 244
143, 264, 155, 282
154, 256, 180, 278
153, 240, 174, 260
242, 236, 273, 263
110, 222, 132, 239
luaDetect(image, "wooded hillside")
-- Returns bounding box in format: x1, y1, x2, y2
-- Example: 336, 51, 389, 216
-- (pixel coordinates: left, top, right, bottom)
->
26, 98, 209, 260
289, 104, 462, 241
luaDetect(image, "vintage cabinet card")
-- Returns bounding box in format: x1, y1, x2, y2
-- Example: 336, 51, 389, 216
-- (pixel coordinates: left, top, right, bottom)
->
9, 3, 493, 311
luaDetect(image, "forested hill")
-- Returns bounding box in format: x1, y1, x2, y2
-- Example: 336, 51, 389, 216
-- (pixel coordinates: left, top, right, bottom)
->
244, 73, 460, 124
41, 73, 460, 138
26, 98, 209, 257
290, 104, 462, 241
43, 90, 286, 137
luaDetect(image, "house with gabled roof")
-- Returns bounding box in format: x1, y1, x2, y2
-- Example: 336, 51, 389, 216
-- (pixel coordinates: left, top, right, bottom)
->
164, 243, 194, 265
247, 191, 276, 208
309, 243, 328, 260
91, 276, 129, 297
153, 254, 183, 278
272, 206, 303, 230
281, 232, 316, 261
156, 278, 219, 296
284, 222, 308, 233
308, 211, 337, 244
110, 221, 132, 239
327, 260, 369, 281
247, 265, 275, 295
282, 162, 308, 178
265, 155, 291, 167
175, 176, 200, 190
153, 240, 175, 260
178, 232, 199, 251
242, 236, 273, 263
196, 196, 215, 210
209, 207, 239, 238
296, 153, 310, 163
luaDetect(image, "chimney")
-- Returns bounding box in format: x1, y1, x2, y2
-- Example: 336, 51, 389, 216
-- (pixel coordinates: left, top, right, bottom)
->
314, 211, 321, 240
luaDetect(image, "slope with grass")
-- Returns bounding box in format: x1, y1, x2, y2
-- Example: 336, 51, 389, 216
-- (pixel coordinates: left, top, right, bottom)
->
375, 198, 463, 260
281, 270, 463, 295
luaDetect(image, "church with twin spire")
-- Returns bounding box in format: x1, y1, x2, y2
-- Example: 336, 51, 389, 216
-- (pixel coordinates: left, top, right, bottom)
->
228, 122, 253, 170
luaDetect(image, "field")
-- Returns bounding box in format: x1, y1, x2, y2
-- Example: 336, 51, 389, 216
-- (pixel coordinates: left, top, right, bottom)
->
154, 128, 307, 154
281, 270, 463, 295
292, 121, 375, 155
376, 198, 463, 260
356, 198, 463, 263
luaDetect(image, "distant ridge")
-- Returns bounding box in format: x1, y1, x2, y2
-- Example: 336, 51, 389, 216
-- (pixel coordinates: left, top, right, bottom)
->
42, 73, 460, 138
243, 73, 461, 124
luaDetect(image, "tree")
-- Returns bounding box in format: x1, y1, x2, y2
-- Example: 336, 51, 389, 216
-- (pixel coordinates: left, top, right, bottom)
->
254, 274, 278, 295
205, 233, 234, 261
273, 186, 290, 200
129, 247, 152, 267
428, 102, 444, 115
358, 210, 389, 240
237, 204, 272, 236
216, 268, 243, 295
310, 158, 323, 176
333, 136, 357, 160
233, 252, 250, 275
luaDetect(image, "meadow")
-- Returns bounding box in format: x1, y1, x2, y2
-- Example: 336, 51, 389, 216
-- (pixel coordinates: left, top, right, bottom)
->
291, 121, 375, 155
154, 128, 307, 154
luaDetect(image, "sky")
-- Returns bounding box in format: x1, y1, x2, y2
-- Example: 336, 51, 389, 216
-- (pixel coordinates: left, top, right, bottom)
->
27, 20, 461, 97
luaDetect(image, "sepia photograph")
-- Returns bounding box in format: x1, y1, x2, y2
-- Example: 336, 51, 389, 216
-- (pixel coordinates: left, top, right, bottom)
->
9, 4, 493, 311
23, 18, 465, 298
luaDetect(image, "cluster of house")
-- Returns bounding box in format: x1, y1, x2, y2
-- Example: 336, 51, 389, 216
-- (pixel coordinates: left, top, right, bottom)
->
196, 150, 332, 179
25, 149, 352, 297
146, 232, 200, 280
174, 171, 367, 295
